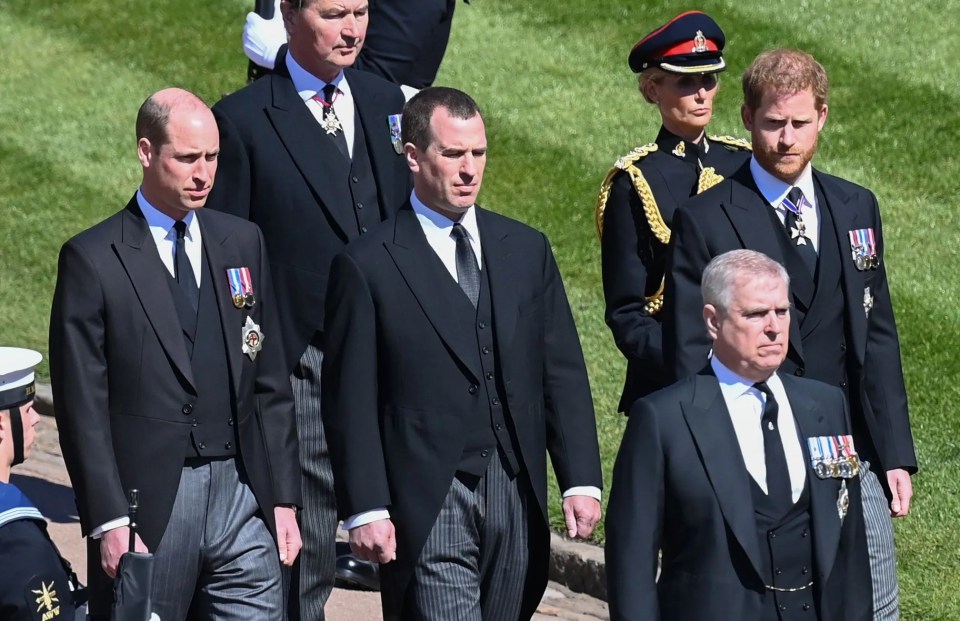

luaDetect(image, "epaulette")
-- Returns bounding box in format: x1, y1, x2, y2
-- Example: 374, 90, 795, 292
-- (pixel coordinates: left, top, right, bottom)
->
595, 143, 660, 240
708, 134, 752, 151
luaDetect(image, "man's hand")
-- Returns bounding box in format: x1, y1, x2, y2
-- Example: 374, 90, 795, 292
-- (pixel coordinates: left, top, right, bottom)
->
562, 495, 602, 539
100, 527, 148, 578
887, 468, 913, 517
349, 518, 397, 564
243, 0, 286, 69
274, 506, 302, 566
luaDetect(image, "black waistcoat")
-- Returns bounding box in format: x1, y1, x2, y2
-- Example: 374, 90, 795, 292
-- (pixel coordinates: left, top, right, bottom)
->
751, 477, 818, 621
447, 261, 523, 479
347, 109, 383, 234
166, 251, 236, 459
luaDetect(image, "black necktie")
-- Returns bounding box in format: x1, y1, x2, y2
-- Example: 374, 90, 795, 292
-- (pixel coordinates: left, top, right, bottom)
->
782, 187, 818, 276
451, 223, 480, 308
173, 220, 199, 312
754, 381, 793, 509
321, 83, 350, 160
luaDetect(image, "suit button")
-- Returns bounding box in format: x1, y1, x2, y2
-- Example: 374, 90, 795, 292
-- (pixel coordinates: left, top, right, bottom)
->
795, 368, 805, 377
495, 423, 502, 431
192, 421, 198, 428
802, 529, 809, 537
801, 566, 809, 575
225, 442, 232, 450
839, 379, 847, 388
768, 531, 777, 539
482, 346, 490, 354
199, 442, 206, 450
840, 342, 847, 352
228, 419, 234, 426
803, 603, 811, 611
486, 372, 494, 380
468, 385, 478, 394
478, 322, 486, 329
775, 568, 782, 575
779, 604, 788, 611
481, 449, 489, 458
352, 176, 359, 183
356, 202, 363, 209
491, 398, 500, 406
182, 404, 194, 415
360, 226, 368, 234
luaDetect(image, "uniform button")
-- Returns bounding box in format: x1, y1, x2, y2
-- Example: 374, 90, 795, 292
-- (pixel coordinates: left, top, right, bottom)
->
352, 176, 359, 183
495, 423, 502, 430
225, 442, 232, 450
199, 442, 206, 450
482, 346, 490, 354
481, 449, 490, 458
839, 379, 847, 388
182, 404, 194, 415
803, 603, 811, 611
478, 322, 487, 329
775, 568, 782, 575
486, 372, 494, 380
360, 226, 368, 234
356, 202, 363, 209
795, 368, 805, 377
468, 385, 478, 394
491, 398, 500, 406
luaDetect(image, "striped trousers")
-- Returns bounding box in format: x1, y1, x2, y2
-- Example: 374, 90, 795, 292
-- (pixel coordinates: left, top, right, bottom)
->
861, 461, 900, 620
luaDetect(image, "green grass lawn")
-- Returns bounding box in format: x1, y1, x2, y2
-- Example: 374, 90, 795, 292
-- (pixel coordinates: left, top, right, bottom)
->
3, 0, 959, 615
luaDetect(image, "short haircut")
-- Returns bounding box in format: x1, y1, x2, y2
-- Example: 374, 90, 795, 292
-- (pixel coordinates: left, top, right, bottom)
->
638, 68, 668, 104
402, 86, 483, 150
701, 249, 790, 312
742, 49, 829, 112
135, 89, 209, 150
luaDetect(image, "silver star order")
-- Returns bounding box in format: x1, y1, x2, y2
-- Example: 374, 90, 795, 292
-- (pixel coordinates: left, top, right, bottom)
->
791, 226, 809, 245
322, 114, 342, 135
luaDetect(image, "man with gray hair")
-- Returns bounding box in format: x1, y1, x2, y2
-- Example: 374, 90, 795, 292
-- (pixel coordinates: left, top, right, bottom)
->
607, 249, 872, 620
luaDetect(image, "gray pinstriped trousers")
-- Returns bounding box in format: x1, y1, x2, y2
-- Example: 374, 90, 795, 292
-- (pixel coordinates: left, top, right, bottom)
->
150, 458, 283, 620
286, 344, 337, 621
860, 461, 900, 620
402, 452, 545, 621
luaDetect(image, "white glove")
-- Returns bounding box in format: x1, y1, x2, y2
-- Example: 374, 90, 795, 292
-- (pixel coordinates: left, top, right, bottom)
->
243, 0, 286, 69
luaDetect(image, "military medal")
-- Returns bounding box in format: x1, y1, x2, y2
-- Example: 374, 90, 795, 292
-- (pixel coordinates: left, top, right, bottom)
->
226, 267, 256, 309
388, 114, 403, 155
242, 316, 264, 361
837, 480, 849, 521
782, 191, 809, 245
808, 436, 830, 479
863, 287, 874, 317
809, 435, 859, 479
848, 228, 878, 270
322, 112, 342, 135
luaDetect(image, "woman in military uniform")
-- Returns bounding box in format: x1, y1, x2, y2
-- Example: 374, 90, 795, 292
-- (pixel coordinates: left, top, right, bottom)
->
0, 348, 80, 621
597, 11, 751, 411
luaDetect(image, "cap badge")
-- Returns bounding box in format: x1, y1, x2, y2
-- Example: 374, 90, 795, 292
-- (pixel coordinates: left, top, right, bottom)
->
693, 30, 708, 53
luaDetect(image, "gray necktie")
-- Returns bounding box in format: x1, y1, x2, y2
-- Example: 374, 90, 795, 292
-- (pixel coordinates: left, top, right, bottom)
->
451, 223, 480, 308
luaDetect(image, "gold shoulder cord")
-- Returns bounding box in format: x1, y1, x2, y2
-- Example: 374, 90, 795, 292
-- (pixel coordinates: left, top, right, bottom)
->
596, 139, 746, 316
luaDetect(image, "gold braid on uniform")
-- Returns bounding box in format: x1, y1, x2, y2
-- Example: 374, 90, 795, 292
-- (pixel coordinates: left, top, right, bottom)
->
707, 134, 752, 151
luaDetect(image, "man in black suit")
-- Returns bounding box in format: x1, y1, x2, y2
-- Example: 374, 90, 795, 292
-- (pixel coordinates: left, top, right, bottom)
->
243, 0, 467, 94
209, 0, 413, 612
608, 249, 872, 620
664, 49, 915, 619
49, 88, 302, 620
321, 87, 603, 620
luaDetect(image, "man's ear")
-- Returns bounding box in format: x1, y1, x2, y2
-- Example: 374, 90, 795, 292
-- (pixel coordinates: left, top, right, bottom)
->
703, 304, 721, 340
741, 103, 754, 132
403, 143, 419, 173
137, 138, 153, 169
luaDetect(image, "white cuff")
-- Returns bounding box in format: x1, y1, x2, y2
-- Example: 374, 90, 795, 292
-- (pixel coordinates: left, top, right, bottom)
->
342, 508, 391, 530
89, 516, 130, 539
562, 486, 602, 501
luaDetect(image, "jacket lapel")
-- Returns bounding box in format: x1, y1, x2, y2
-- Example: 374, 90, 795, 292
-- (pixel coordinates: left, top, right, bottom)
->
475, 209, 519, 369
385, 207, 482, 382
113, 200, 195, 391
265, 73, 356, 240
724, 170, 805, 365
349, 69, 401, 222
681, 371, 765, 580
781, 376, 842, 583
198, 213, 243, 399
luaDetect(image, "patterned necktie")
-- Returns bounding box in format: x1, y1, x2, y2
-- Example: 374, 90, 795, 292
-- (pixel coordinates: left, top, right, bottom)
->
754, 381, 793, 509
782, 187, 817, 276
173, 220, 199, 312
451, 223, 480, 308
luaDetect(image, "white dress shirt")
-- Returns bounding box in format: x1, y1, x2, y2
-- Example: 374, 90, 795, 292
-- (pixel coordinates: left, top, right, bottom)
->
342, 193, 600, 530
287, 52, 356, 159
750, 157, 820, 251
90, 191, 204, 538
711, 357, 807, 502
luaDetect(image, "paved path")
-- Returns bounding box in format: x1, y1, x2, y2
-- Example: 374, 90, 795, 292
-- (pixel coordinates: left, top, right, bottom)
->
17, 415, 608, 620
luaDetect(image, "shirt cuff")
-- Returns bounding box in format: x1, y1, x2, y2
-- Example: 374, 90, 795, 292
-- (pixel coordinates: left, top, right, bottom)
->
562, 486, 602, 501
89, 516, 130, 539
342, 508, 391, 530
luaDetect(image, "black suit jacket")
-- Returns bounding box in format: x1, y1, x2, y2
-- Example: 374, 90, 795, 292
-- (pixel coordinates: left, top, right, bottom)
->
49, 200, 301, 547
321, 205, 603, 607
606, 371, 872, 621
209, 61, 411, 369
664, 165, 916, 477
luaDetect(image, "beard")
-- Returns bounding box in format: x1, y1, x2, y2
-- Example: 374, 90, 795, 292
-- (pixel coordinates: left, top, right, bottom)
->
753, 133, 819, 183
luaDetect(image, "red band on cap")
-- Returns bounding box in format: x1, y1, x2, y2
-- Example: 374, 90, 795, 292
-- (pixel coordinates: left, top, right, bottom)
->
657, 37, 720, 58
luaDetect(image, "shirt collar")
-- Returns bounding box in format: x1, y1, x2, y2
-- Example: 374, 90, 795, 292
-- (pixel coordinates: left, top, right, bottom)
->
285, 52, 350, 103
136, 189, 198, 239
711, 356, 783, 400
750, 157, 815, 208
410, 191, 479, 242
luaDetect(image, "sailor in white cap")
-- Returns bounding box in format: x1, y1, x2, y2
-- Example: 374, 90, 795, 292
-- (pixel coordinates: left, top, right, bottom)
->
0, 347, 83, 620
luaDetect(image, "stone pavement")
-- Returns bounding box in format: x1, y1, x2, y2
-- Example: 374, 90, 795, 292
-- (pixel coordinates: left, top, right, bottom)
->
17, 403, 609, 620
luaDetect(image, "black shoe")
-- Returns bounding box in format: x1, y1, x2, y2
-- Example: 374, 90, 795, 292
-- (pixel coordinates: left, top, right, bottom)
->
335, 553, 380, 591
